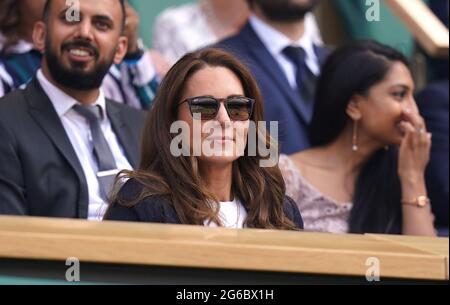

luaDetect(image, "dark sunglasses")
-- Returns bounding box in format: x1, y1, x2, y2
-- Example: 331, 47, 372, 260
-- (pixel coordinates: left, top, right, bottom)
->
178, 95, 255, 121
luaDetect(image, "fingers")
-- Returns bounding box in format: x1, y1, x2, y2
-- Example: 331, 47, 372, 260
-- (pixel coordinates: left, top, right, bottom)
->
402, 108, 427, 136
399, 120, 432, 151
399, 120, 416, 149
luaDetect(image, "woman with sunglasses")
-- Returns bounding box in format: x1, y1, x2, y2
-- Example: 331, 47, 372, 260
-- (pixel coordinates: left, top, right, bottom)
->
104, 48, 303, 230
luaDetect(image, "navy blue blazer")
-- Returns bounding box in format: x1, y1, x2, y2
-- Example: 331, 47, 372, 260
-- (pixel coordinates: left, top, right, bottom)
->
417, 81, 449, 228
104, 179, 304, 230
214, 22, 330, 154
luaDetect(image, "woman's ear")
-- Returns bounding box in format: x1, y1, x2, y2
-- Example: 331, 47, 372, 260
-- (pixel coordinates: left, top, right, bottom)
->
346, 95, 363, 121
32, 21, 47, 52
113, 36, 128, 65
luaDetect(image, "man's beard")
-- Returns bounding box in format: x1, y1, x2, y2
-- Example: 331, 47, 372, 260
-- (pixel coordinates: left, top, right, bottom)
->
45, 37, 115, 90
253, 0, 318, 22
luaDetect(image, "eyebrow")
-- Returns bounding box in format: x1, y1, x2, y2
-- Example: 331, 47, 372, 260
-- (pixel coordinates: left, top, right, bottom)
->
92, 15, 114, 24
389, 84, 411, 90
57, 8, 114, 25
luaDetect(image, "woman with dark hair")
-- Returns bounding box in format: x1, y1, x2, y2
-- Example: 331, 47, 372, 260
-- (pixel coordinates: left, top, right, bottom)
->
104, 48, 303, 230
279, 40, 435, 236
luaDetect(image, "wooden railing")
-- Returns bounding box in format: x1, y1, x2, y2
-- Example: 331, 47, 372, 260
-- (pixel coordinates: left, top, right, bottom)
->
386, 0, 449, 58
0, 216, 448, 282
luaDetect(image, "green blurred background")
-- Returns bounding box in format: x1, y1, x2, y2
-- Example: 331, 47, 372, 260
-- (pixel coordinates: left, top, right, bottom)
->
129, 0, 188, 48
129, 0, 416, 57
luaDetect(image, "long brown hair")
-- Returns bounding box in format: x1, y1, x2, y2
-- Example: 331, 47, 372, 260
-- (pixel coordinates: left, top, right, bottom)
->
0, 0, 21, 52
108, 48, 296, 230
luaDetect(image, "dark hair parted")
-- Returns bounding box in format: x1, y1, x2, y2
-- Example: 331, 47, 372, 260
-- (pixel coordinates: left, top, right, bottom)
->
107, 48, 297, 230
309, 40, 411, 234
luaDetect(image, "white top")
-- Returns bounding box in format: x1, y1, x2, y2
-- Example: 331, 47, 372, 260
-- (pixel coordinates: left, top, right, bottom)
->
37, 70, 133, 221
153, 3, 323, 65
206, 199, 248, 229
249, 14, 320, 90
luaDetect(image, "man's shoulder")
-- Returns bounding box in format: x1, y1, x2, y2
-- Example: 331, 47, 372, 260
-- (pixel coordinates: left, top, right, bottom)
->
214, 22, 259, 52
0, 88, 29, 119
106, 99, 147, 120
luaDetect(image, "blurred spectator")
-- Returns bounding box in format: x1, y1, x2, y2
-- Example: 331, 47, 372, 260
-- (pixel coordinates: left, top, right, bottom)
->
153, 0, 323, 63
426, 0, 449, 81
215, 0, 329, 154
0, 0, 169, 109
417, 81, 449, 235
279, 41, 436, 236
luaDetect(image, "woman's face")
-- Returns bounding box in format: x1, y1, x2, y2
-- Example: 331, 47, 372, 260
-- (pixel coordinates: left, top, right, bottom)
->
178, 66, 251, 167
355, 62, 417, 146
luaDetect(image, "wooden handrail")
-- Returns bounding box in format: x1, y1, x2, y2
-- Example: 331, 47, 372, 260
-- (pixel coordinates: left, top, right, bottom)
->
0, 216, 448, 281
385, 0, 449, 58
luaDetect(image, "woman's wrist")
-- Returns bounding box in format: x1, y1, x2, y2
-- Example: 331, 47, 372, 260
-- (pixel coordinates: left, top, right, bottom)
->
399, 171, 425, 186
400, 174, 427, 200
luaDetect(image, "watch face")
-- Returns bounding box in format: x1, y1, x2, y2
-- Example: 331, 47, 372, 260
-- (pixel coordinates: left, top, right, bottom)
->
417, 196, 428, 207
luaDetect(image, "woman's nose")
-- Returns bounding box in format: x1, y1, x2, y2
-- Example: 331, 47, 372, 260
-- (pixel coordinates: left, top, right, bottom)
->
216, 103, 231, 124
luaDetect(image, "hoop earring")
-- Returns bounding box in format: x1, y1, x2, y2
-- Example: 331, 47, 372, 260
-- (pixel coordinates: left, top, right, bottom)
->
352, 120, 359, 152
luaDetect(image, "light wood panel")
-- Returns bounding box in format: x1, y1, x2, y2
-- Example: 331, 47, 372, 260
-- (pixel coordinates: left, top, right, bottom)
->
386, 0, 449, 58
0, 216, 448, 281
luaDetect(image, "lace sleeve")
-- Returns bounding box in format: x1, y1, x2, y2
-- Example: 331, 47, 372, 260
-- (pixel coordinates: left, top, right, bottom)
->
278, 154, 303, 203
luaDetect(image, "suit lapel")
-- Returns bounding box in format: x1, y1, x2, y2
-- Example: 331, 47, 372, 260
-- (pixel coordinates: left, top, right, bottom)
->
314, 45, 331, 68
25, 78, 89, 218
240, 23, 311, 125
106, 101, 139, 168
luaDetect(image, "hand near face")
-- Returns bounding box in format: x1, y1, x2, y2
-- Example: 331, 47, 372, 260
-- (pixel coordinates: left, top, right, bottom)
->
397, 108, 432, 182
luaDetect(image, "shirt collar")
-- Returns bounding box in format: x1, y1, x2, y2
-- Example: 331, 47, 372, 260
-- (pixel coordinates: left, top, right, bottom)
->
249, 14, 317, 63
37, 69, 106, 120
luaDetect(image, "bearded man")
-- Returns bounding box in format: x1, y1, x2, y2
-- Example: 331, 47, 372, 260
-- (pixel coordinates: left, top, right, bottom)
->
0, 0, 146, 220
216, 0, 330, 154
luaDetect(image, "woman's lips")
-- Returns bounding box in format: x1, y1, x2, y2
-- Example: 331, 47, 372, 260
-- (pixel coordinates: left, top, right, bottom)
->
207, 136, 235, 143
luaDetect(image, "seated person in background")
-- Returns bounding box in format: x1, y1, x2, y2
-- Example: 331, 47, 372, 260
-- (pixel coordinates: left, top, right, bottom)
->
153, 0, 323, 63
215, 0, 329, 155
0, 0, 146, 220
0, 0, 169, 109
105, 48, 303, 230
417, 81, 449, 236
279, 41, 436, 236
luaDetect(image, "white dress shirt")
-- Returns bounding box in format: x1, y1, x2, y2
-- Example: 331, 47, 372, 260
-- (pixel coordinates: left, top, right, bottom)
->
37, 69, 133, 221
249, 14, 320, 90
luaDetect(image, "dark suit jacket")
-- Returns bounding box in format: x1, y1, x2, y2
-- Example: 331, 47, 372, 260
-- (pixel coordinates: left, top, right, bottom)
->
417, 81, 449, 228
0, 78, 147, 218
105, 179, 304, 229
214, 22, 330, 154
